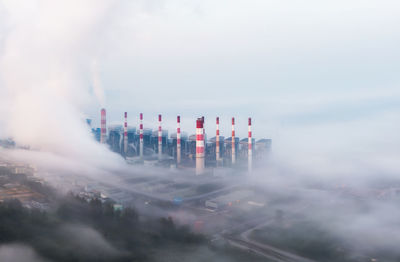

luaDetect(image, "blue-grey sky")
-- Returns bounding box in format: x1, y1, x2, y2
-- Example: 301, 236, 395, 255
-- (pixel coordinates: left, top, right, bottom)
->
87, 0, 400, 137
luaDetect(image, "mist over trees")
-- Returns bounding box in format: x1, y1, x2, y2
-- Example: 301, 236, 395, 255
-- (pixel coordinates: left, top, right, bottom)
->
0, 194, 203, 261
0, 194, 269, 262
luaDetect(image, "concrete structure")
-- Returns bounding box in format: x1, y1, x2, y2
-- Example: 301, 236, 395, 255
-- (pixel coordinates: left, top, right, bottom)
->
124, 112, 128, 155
158, 114, 162, 160
108, 125, 122, 153
248, 117, 252, 173
255, 139, 272, 158
177, 116, 181, 165
100, 108, 107, 144
216, 117, 220, 164
94, 112, 271, 169
139, 113, 144, 158
231, 117, 236, 164
196, 118, 205, 175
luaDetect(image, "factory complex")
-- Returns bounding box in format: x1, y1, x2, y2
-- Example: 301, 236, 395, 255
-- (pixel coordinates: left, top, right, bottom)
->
90, 109, 272, 174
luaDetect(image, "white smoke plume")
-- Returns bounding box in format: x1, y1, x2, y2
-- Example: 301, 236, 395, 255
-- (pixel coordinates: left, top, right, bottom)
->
0, 0, 124, 170
0, 244, 48, 262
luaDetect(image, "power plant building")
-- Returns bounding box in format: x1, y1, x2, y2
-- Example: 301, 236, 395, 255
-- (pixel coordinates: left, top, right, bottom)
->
95, 110, 271, 169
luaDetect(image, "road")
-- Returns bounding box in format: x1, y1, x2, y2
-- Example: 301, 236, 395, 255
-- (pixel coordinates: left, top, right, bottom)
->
216, 208, 316, 262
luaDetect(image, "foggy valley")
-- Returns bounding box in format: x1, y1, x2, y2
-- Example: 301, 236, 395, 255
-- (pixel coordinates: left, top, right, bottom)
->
0, 0, 399, 262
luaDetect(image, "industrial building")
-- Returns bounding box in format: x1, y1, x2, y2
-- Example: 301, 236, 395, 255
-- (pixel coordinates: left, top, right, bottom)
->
92, 110, 272, 171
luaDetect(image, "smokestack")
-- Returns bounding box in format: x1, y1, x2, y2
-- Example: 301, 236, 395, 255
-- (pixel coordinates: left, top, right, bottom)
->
100, 108, 106, 144
177, 116, 181, 165
196, 118, 205, 175
158, 114, 162, 160
216, 117, 220, 164
248, 117, 252, 173
124, 112, 128, 156
139, 113, 143, 159
202, 116, 206, 154
232, 117, 236, 164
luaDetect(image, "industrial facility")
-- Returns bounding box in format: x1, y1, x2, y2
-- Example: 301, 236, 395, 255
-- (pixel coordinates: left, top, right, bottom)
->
89, 109, 272, 173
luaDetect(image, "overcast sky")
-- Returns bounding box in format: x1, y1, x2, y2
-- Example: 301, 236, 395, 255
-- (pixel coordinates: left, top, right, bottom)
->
0, 0, 399, 177
89, 0, 400, 136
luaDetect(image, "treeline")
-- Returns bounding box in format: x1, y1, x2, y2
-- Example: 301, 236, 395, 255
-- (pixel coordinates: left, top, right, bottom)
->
0, 195, 204, 262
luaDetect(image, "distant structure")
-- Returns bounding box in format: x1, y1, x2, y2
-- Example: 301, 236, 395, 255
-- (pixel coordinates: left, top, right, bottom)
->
158, 114, 162, 160
248, 117, 252, 173
177, 116, 181, 165
100, 108, 107, 144
216, 117, 220, 164
139, 113, 144, 158
196, 118, 205, 175
86, 119, 92, 127
124, 112, 128, 155
108, 124, 122, 153
94, 110, 271, 171
231, 117, 236, 164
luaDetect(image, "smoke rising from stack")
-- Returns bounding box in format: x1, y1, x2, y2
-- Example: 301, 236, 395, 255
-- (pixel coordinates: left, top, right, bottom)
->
100, 109, 107, 144
0, 0, 124, 171
0, 2, 398, 261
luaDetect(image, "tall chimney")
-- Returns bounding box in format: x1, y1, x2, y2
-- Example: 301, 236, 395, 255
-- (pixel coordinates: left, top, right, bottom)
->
177, 116, 181, 165
124, 112, 128, 155
202, 116, 206, 155
139, 113, 144, 158
100, 108, 106, 144
196, 118, 205, 175
231, 117, 236, 164
216, 117, 220, 164
248, 117, 252, 173
158, 114, 162, 160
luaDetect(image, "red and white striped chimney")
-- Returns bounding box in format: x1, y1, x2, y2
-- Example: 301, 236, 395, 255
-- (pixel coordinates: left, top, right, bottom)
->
248, 117, 252, 172
202, 116, 206, 154
124, 112, 128, 155
216, 117, 220, 164
100, 108, 106, 144
177, 116, 181, 165
158, 114, 162, 160
139, 113, 143, 158
231, 117, 236, 164
196, 118, 205, 175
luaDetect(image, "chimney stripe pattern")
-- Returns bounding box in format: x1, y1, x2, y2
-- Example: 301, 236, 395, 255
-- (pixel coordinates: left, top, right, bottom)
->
158, 114, 162, 160
232, 117, 236, 164
248, 117, 252, 172
216, 117, 220, 163
196, 118, 205, 175
177, 116, 181, 165
124, 112, 128, 155
139, 113, 143, 158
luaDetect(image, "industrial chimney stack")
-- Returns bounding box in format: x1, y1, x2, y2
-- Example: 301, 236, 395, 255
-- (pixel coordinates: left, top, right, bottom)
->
158, 114, 162, 160
124, 112, 128, 155
231, 117, 236, 164
216, 117, 220, 164
177, 116, 181, 165
139, 113, 144, 158
248, 117, 252, 173
196, 118, 205, 175
100, 108, 107, 144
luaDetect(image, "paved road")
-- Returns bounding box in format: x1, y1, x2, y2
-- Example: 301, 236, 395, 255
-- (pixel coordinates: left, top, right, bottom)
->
225, 232, 316, 262
219, 211, 316, 262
